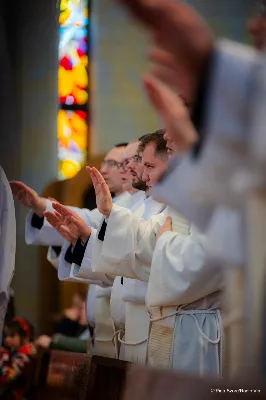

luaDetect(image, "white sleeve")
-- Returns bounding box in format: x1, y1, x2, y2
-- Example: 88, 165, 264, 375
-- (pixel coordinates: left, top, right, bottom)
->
152, 157, 215, 232
0, 167, 16, 294
204, 39, 258, 144
25, 204, 101, 246
25, 200, 64, 246
57, 235, 112, 287
92, 204, 163, 281
0, 167, 15, 342
57, 240, 74, 281
47, 247, 60, 271
147, 226, 224, 307
70, 228, 114, 287
82, 208, 104, 229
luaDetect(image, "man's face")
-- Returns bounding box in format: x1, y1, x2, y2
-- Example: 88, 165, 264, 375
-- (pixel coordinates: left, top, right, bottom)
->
100, 147, 125, 193
119, 142, 140, 192
142, 142, 167, 189
247, 1, 266, 50
127, 149, 147, 191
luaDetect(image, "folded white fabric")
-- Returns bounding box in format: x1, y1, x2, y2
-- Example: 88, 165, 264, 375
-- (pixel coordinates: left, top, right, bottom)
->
122, 278, 148, 304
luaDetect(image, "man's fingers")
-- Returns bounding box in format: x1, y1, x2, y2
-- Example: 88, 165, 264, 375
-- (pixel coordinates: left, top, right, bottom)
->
92, 167, 106, 186
26, 192, 34, 206
86, 166, 98, 189
165, 216, 173, 226
9, 181, 29, 194
43, 211, 61, 228
52, 202, 72, 217
54, 211, 63, 220
52, 202, 66, 213
59, 226, 77, 245
17, 191, 24, 202
148, 46, 177, 69
91, 167, 101, 185
70, 215, 83, 227
100, 182, 111, 198
143, 73, 166, 112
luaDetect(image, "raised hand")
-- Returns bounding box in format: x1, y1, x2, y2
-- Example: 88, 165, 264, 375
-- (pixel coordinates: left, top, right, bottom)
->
60, 214, 92, 244
43, 211, 62, 231
9, 181, 46, 216
51, 202, 78, 223
143, 74, 198, 152
156, 216, 173, 241
86, 166, 113, 217
44, 204, 92, 245
116, 0, 213, 103
44, 210, 78, 245
35, 335, 52, 349
58, 225, 79, 245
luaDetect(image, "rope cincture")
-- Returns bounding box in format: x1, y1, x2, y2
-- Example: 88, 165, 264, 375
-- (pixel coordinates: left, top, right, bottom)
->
150, 307, 223, 377
112, 328, 148, 346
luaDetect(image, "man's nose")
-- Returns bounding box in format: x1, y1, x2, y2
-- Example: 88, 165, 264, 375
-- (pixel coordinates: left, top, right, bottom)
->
142, 170, 149, 182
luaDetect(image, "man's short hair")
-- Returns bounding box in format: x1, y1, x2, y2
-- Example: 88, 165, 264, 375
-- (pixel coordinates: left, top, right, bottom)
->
138, 134, 149, 141
138, 129, 167, 159
115, 143, 128, 148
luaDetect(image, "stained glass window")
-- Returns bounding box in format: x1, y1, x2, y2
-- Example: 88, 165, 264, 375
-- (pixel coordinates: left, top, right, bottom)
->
58, 0, 90, 180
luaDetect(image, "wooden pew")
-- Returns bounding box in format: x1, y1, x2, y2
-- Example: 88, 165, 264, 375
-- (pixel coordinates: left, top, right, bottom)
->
86, 356, 130, 400
122, 365, 266, 400
34, 350, 91, 400
33, 349, 130, 400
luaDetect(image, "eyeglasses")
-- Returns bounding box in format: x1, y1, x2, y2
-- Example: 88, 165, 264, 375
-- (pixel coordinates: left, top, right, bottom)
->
132, 155, 142, 164
101, 159, 120, 169
118, 158, 132, 170
117, 155, 143, 170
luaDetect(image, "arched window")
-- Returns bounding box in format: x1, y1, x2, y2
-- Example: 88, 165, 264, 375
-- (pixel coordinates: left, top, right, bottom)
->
58, 0, 90, 180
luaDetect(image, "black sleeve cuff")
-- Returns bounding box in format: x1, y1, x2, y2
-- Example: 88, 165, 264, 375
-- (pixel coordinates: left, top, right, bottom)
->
64, 244, 74, 264
52, 246, 62, 257
191, 50, 215, 159
72, 237, 88, 267
98, 220, 107, 241
31, 213, 44, 229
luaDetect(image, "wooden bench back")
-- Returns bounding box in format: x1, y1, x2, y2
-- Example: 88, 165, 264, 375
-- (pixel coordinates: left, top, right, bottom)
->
122, 365, 266, 400
34, 350, 91, 400
33, 350, 130, 400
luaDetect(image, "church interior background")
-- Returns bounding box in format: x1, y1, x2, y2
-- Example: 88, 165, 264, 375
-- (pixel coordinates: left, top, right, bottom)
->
0, 0, 257, 334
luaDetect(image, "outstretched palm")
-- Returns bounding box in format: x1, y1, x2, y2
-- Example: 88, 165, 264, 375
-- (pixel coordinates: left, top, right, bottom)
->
45, 203, 92, 244
44, 211, 77, 245
143, 74, 198, 152
9, 181, 39, 208
9, 180, 46, 216
86, 167, 113, 217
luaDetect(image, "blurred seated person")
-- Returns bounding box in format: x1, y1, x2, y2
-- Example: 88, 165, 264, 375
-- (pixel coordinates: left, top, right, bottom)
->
0, 318, 36, 399
55, 290, 87, 337
35, 328, 91, 354
35, 291, 92, 353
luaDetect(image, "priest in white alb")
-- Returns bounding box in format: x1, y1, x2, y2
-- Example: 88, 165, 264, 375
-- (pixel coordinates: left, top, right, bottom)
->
0, 166, 16, 343
44, 134, 166, 364
86, 133, 223, 375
